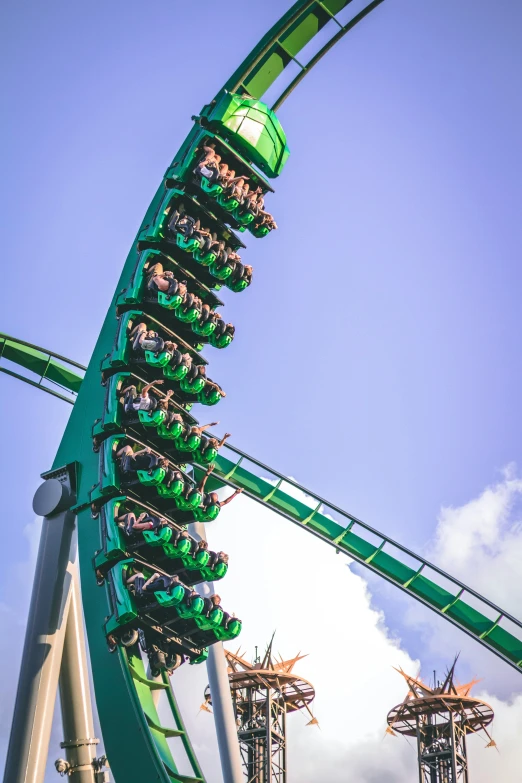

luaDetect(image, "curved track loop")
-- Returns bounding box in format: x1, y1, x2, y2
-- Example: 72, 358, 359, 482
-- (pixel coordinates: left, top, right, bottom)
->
10, 1, 402, 781
219, 0, 387, 109
5, 336, 522, 674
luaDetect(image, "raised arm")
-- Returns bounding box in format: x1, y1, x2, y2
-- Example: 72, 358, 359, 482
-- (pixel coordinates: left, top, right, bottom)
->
198, 463, 215, 493
218, 433, 231, 448
220, 488, 243, 507
198, 421, 219, 434
142, 380, 164, 394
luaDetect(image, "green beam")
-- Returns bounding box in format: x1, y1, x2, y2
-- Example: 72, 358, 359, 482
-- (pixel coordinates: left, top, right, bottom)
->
218, 0, 387, 108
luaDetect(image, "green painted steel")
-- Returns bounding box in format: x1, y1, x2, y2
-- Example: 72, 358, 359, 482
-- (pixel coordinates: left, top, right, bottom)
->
0, 333, 84, 403
218, 0, 387, 109
4, 338, 522, 674
206, 93, 290, 178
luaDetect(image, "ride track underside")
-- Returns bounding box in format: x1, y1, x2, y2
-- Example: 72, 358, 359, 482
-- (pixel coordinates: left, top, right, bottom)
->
3, 2, 519, 782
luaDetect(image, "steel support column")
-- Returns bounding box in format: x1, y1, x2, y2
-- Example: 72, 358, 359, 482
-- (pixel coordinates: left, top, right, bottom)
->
58, 565, 98, 783
190, 521, 243, 783
3, 468, 77, 783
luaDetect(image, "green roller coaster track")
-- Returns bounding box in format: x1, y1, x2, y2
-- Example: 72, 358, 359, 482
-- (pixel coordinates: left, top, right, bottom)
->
3, 1, 519, 782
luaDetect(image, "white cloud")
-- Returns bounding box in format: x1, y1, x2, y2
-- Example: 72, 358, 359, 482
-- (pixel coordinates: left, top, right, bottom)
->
401, 466, 522, 782
175, 488, 421, 781
429, 464, 522, 616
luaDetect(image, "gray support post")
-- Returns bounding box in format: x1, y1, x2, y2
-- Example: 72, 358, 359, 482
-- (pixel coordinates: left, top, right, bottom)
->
3, 468, 77, 783
189, 521, 243, 783
58, 565, 99, 783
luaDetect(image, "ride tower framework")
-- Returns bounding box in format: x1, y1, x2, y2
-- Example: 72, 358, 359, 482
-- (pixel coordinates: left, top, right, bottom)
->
205, 637, 316, 783
387, 660, 495, 783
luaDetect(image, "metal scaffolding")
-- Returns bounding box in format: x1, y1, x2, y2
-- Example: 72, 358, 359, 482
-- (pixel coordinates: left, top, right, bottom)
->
387, 658, 495, 783
205, 635, 317, 783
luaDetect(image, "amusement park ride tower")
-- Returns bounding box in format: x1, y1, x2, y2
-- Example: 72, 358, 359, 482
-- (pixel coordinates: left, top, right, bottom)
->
387, 660, 495, 783
205, 637, 317, 783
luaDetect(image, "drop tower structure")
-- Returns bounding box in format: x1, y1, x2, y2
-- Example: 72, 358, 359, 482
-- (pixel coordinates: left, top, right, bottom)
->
387, 659, 495, 783
205, 636, 317, 783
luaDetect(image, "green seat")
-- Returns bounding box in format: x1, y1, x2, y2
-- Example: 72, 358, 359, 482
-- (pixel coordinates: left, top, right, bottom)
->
216, 193, 239, 212
200, 561, 228, 582
195, 607, 223, 632
198, 387, 222, 406
189, 648, 209, 665
175, 489, 202, 511
142, 526, 173, 547
193, 248, 217, 267
215, 618, 242, 641
192, 319, 217, 338
137, 409, 166, 428
154, 584, 186, 608
176, 234, 201, 253
200, 177, 223, 196
193, 503, 220, 522
157, 291, 183, 311
209, 332, 233, 349
175, 433, 201, 453
213, 561, 228, 580
209, 260, 234, 281
156, 479, 184, 498
174, 304, 200, 324
137, 467, 166, 487
252, 224, 271, 238
163, 363, 189, 381
195, 445, 218, 465
184, 549, 211, 571
177, 595, 204, 619
144, 350, 172, 368
162, 537, 192, 559
180, 375, 206, 395
233, 208, 255, 227
157, 420, 184, 440
227, 276, 250, 293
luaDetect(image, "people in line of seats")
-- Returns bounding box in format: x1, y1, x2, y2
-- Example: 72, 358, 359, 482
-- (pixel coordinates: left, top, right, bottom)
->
115, 444, 165, 475
115, 445, 243, 520
117, 509, 167, 535
194, 143, 277, 232
127, 322, 226, 402
164, 203, 253, 290
147, 262, 235, 347
125, 565, 233, 629
121, 378, 231, 460
125, 565, 178, 596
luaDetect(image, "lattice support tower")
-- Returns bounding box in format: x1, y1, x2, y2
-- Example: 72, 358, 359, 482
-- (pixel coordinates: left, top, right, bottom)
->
204, 635, 317, 783
387, 658, 495, 783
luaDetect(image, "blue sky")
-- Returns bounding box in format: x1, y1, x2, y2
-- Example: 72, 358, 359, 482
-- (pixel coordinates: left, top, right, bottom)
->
2, 0, 522, 779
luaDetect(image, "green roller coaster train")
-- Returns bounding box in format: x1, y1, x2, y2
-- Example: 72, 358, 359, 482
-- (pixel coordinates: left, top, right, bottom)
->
2, 2, 519, 783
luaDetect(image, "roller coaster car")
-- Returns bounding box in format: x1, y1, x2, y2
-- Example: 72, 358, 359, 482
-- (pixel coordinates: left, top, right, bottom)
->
105, 559, 240, 650
105, 559, 210, 665
92, 434, 200, 511
94, 498, 228, 585
100, 311, 224, 406
179, 133, 277, 238
92, 371, 199, 449
116, 249, 228, 348
137, 188, 245, 290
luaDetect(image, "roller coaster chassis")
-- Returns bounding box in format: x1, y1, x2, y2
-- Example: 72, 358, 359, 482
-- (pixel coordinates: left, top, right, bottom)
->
2, 2, 521, 783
